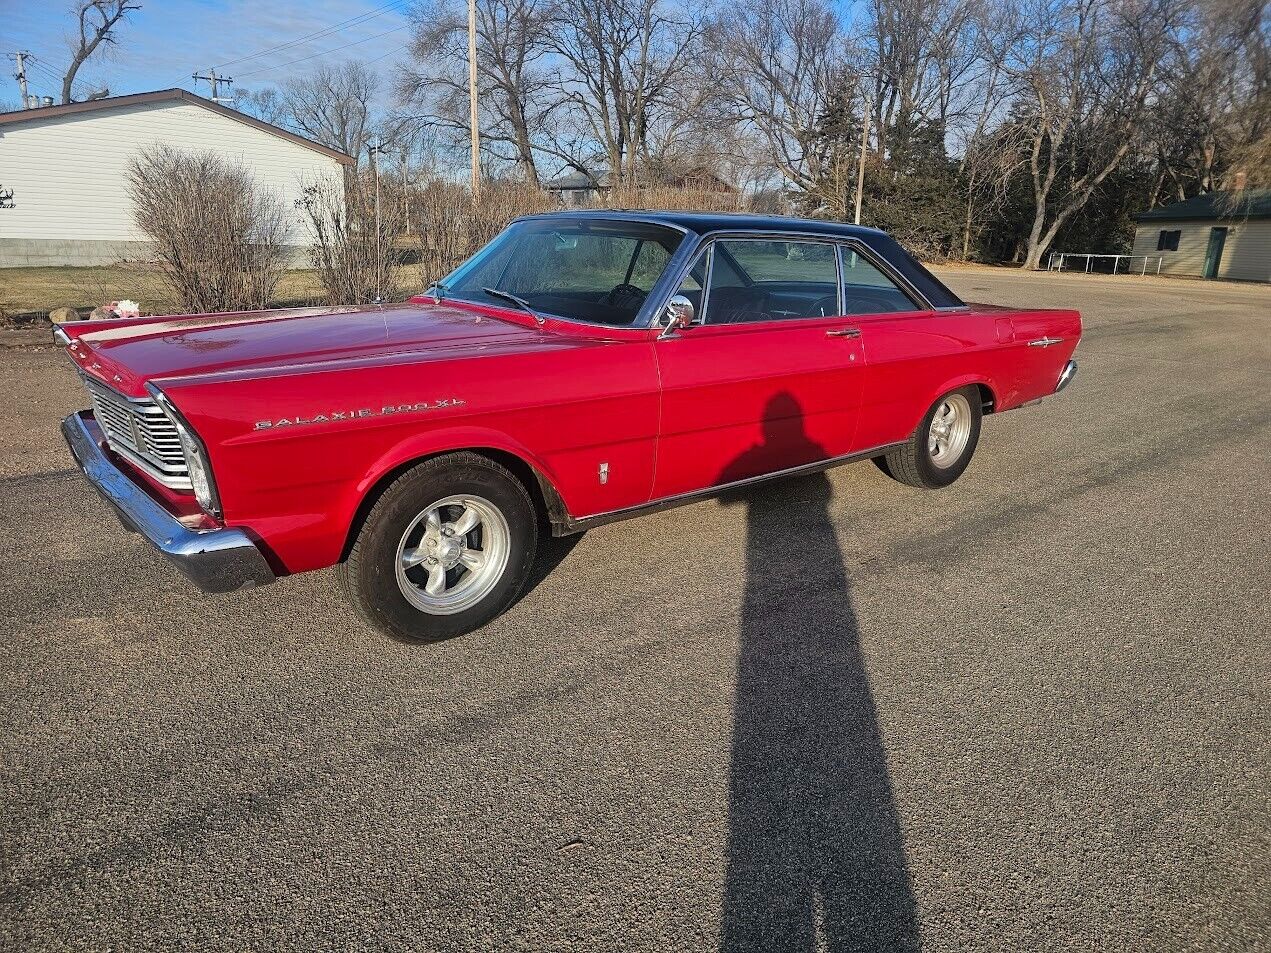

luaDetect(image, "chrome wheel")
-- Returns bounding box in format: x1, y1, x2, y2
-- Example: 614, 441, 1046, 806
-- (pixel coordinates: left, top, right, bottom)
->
394, 494, 511, 615
928, 393, 973, 469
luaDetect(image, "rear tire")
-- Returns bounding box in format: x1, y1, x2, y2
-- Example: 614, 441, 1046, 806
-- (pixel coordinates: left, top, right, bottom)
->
874, 386, 982, 489
337, 453, 538, 642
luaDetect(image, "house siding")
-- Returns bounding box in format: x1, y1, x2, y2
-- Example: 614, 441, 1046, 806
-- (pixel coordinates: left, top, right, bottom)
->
0, 99, 343, 266
1132, 220, 1271, 282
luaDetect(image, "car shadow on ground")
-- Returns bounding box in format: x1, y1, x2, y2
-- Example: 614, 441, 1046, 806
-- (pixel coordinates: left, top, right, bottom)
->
718, 393, 919, 951
523, 532, 584, 597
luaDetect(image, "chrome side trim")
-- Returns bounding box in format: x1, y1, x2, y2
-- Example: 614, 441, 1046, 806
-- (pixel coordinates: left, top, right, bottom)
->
555, 440, 907, 535
53, 325, 72, 346
1056, 359, 1077, 392
62, 411, 274, 593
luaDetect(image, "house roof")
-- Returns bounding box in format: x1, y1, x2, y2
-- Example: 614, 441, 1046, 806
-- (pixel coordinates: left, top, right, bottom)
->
1134, 190, 1271, 222
0, 88, 355, 165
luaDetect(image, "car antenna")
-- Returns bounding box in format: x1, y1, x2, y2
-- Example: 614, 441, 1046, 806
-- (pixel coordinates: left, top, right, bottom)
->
482, 287, 546, 326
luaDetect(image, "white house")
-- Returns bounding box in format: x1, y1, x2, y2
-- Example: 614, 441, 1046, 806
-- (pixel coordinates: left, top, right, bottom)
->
0, 88, 353, 267
1130, 190, 1271, 283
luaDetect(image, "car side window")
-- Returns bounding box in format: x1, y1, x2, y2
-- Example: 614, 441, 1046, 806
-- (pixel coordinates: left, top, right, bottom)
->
839, 249, 921, 315
671, 249, 709, 321
706, 240, 840, 324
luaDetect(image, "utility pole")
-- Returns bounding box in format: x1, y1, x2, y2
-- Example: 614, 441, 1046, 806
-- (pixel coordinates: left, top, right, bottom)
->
467, 0, 481, 200
368, 142, 386, 302
853, 100, 871, 226
400, 150, 411, 234
12, 51, 32, 109
192, 70, 234, 103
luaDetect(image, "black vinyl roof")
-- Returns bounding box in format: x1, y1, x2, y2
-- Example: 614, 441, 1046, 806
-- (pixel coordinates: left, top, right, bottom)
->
517, 210, 964, 309
521, 208, 890, 239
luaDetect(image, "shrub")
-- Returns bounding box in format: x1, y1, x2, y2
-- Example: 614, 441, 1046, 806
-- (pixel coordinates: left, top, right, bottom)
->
413, 179, 557, 283
126, 146, 287, 313
599, 184, 747, 213
296, 170, 407, 305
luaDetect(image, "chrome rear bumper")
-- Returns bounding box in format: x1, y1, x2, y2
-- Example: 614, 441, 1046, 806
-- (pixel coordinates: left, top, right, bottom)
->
61, 411, 275, 593
1056, 359, 1077, 393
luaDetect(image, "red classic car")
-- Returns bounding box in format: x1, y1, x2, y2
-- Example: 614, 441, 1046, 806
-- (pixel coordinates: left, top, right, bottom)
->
58, 212, 1079, 640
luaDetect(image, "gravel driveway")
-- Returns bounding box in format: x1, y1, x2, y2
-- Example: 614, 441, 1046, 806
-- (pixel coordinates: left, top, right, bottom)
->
2, 269, 1268, 951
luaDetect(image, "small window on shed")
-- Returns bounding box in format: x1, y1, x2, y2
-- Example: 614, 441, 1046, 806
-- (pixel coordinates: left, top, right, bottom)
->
1157, 229, 1181, 252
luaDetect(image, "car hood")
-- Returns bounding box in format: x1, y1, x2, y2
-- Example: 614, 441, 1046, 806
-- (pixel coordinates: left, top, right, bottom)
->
67, 300, 584, 396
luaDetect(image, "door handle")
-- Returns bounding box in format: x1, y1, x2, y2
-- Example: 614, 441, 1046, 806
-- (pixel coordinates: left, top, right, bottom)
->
1027, 336, 1064, 347
826, 327, 861, 338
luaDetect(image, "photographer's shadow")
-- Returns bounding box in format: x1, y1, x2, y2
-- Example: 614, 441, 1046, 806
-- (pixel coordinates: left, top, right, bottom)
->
718, 392, 919, 951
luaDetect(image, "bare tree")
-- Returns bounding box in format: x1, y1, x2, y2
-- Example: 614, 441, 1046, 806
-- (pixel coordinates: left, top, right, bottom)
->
947, 0, 1023, 258
1145, 0, 1269, 202
715, 0, 847, 202
398, 0, 554, 183
61, 0, 140, 104
1004, 0, 1176, 269
545, 0, 708, 183
282, 62, 380, 162
859, 0, 983, 160
957, 123, 1028, 258
233, 87, 289, 128
126, 146, 287, 313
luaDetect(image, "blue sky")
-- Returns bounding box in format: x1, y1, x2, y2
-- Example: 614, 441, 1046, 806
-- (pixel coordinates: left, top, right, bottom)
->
1, 0, 412, 108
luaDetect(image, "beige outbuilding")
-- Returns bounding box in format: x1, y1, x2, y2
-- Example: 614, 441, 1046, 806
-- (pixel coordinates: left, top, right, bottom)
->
0, 89, 353, 267
1131, 191, 1270, 283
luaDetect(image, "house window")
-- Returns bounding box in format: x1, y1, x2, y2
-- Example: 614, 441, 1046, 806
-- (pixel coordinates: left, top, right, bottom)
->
1157, 230, 1181, 252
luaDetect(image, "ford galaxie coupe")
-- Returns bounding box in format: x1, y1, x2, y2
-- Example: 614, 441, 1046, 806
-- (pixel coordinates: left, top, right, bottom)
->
58, 212, 1079, 640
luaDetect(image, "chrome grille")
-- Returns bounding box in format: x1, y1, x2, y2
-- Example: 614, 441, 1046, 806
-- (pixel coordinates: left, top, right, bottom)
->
81, 373, 191, 489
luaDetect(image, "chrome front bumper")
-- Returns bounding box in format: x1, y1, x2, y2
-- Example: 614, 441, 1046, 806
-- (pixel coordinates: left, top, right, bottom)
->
61, 412, 275, 593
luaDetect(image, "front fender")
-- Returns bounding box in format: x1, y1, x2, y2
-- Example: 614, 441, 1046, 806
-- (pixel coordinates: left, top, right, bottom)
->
349, 424, 570, 516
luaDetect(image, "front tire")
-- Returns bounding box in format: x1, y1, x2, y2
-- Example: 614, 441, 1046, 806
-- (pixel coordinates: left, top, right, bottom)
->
337, 453, 538, 641
875, 386, 982, 489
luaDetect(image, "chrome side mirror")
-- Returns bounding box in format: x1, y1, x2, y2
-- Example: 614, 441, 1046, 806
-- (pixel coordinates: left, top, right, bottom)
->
660, 295, 696, 337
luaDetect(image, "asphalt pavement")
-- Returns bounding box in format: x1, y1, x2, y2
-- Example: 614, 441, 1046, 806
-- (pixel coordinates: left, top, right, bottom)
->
2, 269, 1268, 951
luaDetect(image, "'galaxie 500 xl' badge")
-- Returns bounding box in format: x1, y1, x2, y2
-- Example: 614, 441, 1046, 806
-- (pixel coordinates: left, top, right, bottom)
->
254, 398, 466, 431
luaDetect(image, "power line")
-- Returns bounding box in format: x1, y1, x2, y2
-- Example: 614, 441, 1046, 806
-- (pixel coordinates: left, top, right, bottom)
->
361, 43, 408, 67
208, 0, 408, 72
233, 24, 408, 79
20, 52, 95, 96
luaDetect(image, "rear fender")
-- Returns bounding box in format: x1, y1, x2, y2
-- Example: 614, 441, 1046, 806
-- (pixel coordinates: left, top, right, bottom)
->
919, 373, 1000, 420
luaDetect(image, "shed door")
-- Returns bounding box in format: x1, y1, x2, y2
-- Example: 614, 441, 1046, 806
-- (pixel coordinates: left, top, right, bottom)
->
1204, 227, 1228, 279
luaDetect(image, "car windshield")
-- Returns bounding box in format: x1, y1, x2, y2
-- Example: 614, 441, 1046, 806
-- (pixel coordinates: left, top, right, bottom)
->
443, 219, 686, 326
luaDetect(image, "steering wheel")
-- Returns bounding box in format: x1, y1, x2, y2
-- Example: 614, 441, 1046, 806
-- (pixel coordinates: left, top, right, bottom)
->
602, 283, 647, 310
810, 294, 839, 317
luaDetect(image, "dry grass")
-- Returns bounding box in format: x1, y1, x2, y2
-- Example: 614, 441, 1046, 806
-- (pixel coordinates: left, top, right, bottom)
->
0, 265, 422, 320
